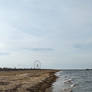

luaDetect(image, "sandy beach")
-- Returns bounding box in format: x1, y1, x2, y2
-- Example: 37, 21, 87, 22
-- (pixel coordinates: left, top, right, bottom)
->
0, 69, 59, 92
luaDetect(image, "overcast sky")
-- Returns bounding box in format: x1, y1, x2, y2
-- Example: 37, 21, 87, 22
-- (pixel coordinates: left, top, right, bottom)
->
0, 0, 92, 69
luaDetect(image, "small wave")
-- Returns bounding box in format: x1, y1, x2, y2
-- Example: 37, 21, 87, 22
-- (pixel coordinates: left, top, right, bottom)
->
85, 80, 92, 83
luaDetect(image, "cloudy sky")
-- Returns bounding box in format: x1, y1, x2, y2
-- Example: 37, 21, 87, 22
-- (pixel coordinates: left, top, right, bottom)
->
0, 0, 92, 69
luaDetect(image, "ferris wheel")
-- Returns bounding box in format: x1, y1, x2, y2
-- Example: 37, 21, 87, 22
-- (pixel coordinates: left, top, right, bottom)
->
34, 60, 41, 69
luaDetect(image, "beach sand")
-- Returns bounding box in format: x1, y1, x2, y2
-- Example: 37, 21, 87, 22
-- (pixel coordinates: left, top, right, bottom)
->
0, 69, 59, 92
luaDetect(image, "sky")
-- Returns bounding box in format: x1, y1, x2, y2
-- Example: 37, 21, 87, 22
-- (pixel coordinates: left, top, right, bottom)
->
0, 0, 92, 69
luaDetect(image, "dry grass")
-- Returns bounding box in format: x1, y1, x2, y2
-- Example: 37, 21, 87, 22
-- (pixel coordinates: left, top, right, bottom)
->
0, 69, 58, 92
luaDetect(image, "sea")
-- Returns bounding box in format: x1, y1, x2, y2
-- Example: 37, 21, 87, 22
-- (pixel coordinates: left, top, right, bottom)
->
46, 70, 92, 92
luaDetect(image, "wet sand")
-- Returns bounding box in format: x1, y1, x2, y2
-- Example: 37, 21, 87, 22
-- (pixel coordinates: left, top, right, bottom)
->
0, 69, 59, 92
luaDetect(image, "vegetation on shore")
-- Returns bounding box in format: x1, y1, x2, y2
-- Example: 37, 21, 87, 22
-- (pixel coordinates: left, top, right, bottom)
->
0, 69, 59, 92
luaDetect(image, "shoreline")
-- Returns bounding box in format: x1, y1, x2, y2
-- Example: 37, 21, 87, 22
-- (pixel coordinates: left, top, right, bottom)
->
29, 71, 58, 92
0, 69, 60, 92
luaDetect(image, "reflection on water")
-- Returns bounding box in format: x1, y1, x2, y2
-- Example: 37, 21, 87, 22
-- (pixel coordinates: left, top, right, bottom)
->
46, 70, 92, 92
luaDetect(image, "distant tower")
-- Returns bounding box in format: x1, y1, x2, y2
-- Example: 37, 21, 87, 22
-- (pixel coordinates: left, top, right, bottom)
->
34, 60, 41, 69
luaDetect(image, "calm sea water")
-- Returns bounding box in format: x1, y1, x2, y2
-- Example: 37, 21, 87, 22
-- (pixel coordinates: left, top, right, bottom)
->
50, 70, 92, 92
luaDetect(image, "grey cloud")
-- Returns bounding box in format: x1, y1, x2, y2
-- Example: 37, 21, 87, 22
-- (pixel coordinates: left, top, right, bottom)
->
74, 42, 92, 50
73, 44, 82, 49
23, 48, 54, 52
0, 52, 10, 55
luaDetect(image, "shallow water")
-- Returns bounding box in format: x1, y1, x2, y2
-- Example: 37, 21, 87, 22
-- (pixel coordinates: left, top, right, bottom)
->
46, 70, 92, 92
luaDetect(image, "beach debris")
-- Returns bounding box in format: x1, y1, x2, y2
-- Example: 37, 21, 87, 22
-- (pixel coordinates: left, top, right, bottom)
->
64, 79, 73, 84
70, 83, 76, 88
